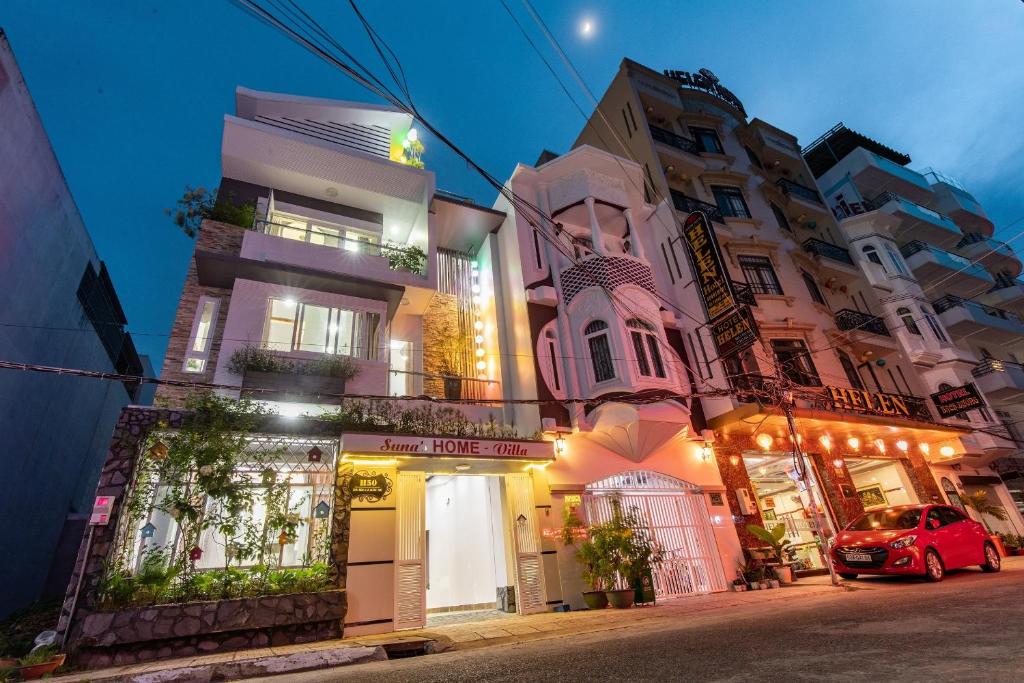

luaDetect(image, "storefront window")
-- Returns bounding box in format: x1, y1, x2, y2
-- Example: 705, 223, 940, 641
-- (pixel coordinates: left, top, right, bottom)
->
845, 458, 917, 509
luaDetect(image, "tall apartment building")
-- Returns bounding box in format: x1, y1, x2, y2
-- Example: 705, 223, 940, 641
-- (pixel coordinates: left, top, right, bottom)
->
805, 124, 1024, 517
0, 30, 148, 617
573, 59, 1024, 568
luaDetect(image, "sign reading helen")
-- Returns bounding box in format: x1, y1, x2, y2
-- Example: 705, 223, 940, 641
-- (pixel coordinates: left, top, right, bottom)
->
343, 433, 555, 460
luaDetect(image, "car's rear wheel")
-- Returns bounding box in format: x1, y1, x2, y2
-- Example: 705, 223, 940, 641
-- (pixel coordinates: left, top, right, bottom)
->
981, 543, 1001, 573
924, 549, 944, 582
839, 573, 858, 580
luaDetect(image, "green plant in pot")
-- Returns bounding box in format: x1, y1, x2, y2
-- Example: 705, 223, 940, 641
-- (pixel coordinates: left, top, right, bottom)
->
746, 523, 794, 584
584, 500, 659, 609
435, 326, 470, 399
962, 490, 1009, 536
564, 509, 610, 609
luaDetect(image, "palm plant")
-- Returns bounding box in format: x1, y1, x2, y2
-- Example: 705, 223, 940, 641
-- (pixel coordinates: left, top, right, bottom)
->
962, 490, 1008, 533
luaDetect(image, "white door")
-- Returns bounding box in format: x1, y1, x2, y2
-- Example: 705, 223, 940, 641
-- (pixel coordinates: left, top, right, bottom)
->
504, 473, 547, 614
394, 471, 426, 630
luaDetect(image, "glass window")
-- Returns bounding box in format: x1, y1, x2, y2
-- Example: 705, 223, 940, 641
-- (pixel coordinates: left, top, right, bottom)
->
297, 304, 331, 353
897, 307, 922, 335
309, 224, 341, 248
925, 508, 946, 529
690, 126, 723, 154
941, 478, 965, 510
739, 255, 783, 295
265, 298, 377, 358
183, 296, 220, 374
770, 203, 792, 232
838, 351, 864, 390
585, 320, 615, 383
936, 507, 966, 525
862, 245, 883, 267
771, 339, 821, 386
389, 339, 413, 396
885, 245, 909, 275
626, 319, 666, 379
802, 271, 826, 306
266, 298, 298, 351
922, 308, 949, 343
712, 185, 752, 219
848, 508, 922, 531
630, 331, 651, 376
744, 146, 763, 169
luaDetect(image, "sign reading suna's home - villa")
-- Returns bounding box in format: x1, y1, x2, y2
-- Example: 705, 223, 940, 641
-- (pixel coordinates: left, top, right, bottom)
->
343, 433, 555, 460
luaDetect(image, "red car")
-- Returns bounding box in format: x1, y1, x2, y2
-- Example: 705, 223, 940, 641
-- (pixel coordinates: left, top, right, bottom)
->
831, 504, 1000, 582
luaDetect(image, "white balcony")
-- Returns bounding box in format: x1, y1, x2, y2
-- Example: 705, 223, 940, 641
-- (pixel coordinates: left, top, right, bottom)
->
935, 297, 1024, 345
972, 360, 1024, 405
981, 280, 1024, 314
923, 171, 994, 237
869, 192, 962, 249
901, 241, 995, 298
955, 234, 1022, 278
840, 147, 934, 205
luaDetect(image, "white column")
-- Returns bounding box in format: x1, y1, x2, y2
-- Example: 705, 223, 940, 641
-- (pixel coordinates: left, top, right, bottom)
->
584, 196, 607, 256
623, 208, 645, 259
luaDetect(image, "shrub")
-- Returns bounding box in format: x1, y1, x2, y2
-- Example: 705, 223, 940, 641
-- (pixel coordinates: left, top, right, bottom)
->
227, 345, 294, 375
166, 186, 255, 238
383, 243, 427, 274
298, 355, 359, 381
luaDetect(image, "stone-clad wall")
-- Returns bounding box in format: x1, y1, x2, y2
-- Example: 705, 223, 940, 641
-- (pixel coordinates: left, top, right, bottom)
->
59, 406, 353, 668
421, 292, 464, 396
156, 220, 245, 407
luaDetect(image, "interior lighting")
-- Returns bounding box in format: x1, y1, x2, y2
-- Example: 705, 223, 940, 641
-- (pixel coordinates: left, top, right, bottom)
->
471, 284, 481, 294
476, 360, 487, 371
474, 335, 484, 344
874, 439, 886, 454
474, 320, 484, 331
454, 463, 470, 471
896, 440, 909, 452
700, 442, 714, 462
940, 446, 956, 457
756, 433, 774, 451
847, 437, 860, 451
475, 348, 485, 357
283, 298, 297, 307
919, 443, 930, 455
342, 458, 399, 466
818, 436, 831, 451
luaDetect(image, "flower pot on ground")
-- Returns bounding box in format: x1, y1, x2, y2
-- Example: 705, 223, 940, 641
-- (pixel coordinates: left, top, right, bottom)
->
606, 589, 635, 609
990, 535, 1007, 558
442, 375, 462, 400
768, 579, 780, 589
774, 565, 794, 584
582, 590, 608, 610
17, 648, 64, 681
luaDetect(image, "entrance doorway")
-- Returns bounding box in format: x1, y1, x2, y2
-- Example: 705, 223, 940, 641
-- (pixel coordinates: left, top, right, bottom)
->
742, 454, 828, 570
425, 475, 509, 616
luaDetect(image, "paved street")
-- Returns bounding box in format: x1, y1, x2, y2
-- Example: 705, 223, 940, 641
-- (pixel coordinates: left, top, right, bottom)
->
260, 559, 1024, 682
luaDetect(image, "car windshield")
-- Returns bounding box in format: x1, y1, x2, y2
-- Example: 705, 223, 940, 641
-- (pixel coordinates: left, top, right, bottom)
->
848, 509, 921, 531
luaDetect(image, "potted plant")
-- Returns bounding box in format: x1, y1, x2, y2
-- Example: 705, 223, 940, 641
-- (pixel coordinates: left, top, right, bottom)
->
999, 533, 1021, 556
435, 327, 470, 400
963, 490, 1010, 555
574, 537, 612, 610
17, 645, 64, 680
746, 523, 794, 584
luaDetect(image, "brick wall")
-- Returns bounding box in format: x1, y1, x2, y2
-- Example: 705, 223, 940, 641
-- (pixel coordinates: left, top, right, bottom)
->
155, 221, 244, 407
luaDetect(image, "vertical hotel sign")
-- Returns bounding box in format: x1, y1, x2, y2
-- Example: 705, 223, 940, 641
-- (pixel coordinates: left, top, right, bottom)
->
681, 211, 757, 357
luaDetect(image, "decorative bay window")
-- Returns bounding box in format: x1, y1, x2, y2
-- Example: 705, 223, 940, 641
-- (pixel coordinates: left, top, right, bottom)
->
627, 319, 666, 379
585, 320, 616, 383
264, 298, 380, 360
183, 296, 220, 373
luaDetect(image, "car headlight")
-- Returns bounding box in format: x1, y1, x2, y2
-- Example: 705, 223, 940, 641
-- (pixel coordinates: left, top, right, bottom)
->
889, 535, 917, 549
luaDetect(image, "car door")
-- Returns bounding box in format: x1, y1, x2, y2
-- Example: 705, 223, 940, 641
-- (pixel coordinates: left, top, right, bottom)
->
924, 507, 957, 567
940, 506, 982, 567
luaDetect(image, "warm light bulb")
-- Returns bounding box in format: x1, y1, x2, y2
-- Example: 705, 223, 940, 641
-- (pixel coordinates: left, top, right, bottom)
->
406, 128, 418, 143
473, 321, 483, 330
471, 284, 481, 294
940, 445, 956, 457
554, 437, 567, 455
474, 335, 484, 344
819, 436, 832, 451
847, 437, 860, 451
476, 360, 487, 370
874, 439, 886, 454
919, 443, 930, 455
896, 440, 908, 452
756, 433, 774, 450
832, 458, 844, 469
475, 348, 485, 357
729, 455, 740, 467
700, 442, 714, 462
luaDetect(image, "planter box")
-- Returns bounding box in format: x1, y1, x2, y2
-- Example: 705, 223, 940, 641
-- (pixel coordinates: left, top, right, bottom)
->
242, 371, 346, 403
73, 590, 345, 668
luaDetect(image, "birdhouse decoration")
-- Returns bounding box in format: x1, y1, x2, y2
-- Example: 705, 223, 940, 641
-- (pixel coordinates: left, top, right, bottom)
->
140, 522, 157, 539
307, 445, 323, 463
314, 501, 331, 519
189, 545, 203, 562
147, 441, 169, 461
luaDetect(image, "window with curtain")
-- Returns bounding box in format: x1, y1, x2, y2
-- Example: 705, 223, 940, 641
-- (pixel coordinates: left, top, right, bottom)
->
771, 339, 821, 386
739, 255, 784, 295
897, 307, 922, 335
627, 319, 666, 379
711, 185, 752, 219
585, 320, 616, 383
264, 298, 379, 359
801, 271, 827, 306
837, 351, 865, 389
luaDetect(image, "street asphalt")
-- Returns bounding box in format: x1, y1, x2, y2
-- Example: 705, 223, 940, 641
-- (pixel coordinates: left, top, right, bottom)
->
254, 560, 1024, 682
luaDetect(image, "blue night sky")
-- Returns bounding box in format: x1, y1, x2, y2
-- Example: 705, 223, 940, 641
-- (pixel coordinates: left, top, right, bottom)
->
3, 1, 1022, 369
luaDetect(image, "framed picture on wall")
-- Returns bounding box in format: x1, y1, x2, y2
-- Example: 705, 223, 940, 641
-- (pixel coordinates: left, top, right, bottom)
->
762, 508, 777, 521
763, 496, 776, 509
857, 485, 888, 509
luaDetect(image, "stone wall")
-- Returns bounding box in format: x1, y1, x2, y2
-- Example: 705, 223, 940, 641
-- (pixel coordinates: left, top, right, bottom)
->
155, 220, 245, 407
421, 292, 466, 397
59, 406, 354, 668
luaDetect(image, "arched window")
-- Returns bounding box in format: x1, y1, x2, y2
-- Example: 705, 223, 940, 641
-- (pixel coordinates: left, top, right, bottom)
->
837, 351, 864, 389
885, 245, 909, 275
801, 271, 827, 306
627, 318, 666, 379
584, 320, 616, 383
862, 245, 884, 267
942, 478, 965, 510
921, 307, 949, 343
897, 307, 922, 335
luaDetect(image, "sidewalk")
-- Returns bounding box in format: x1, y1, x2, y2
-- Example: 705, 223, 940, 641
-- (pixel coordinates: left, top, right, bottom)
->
54, 581, 842, 683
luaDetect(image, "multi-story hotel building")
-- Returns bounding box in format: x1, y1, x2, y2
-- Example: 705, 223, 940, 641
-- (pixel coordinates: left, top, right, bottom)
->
805, 124, 1024, 521
573, 58, 1024, 568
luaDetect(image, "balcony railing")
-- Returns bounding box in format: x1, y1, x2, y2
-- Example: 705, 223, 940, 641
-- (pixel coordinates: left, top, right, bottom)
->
670, 191, 724, 224
802, 238, 854, 266
731, 280, 757, 307
650, 125, 700, 155
389, 369, 497, 401
933, 295, 1024, 325
972, 358, 1024, 379
834, 309, 890, 336
775, 178, 824, 206
957, 233, 1017, 258
252, 219, 426, 275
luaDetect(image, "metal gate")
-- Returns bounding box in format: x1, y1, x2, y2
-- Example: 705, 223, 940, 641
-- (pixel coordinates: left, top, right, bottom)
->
582, 471, 727, 597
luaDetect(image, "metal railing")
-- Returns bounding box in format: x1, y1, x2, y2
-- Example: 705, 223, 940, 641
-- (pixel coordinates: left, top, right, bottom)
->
834, 309, 890, 336
899, 241, 990, 282
957, 233, 1017, 257
650, 125, 700, 155
802, 238, 854, 266
670, 191, 724, 224
775, 178, 824, 206
731, 280, 757, 307
252, 219, 426, 274
972, 358, 1024, 378
934, 295, 1024, 326
746, 281, 784, 296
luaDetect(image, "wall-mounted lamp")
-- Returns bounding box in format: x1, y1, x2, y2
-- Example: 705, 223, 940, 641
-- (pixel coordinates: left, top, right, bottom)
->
729, 455, 741, 467
832, 458, 845, 470
919, 443, 930, 456
895, 440, 909, 452
554, 437, 567, 456
819, 436, 832, 451
700, 442, 714, 462
756, 433, 774, 451
940, 445, 956, 458
874, 439, 886, 454
847, 437, 860, 451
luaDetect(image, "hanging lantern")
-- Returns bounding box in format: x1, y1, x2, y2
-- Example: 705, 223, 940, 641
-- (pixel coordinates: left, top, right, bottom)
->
700, 442, 714, 462
140, 522, 157, 539
314, 501, 331, 519
279, 531, 290, 546
148, 441, 169, 461
189, 545, 203, 562
554, 437, 567, 456
307, 445, 323, 463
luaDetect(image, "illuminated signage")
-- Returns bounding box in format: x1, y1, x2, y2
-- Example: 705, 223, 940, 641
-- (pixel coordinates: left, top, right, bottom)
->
662, 68, 746, 117
825, 386, 913, 418
343, 433, 555, 460
349, 471, 393, 504
711, 307, 758, 359
930, 383, 984, 419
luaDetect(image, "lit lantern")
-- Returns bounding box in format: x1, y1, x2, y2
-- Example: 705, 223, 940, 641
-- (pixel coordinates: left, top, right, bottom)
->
307, 445, 323, 463
279, 531, 290, 546
940, 445, 956, 457
847, 437, 860, 451
700, 442, 714, 462
189, 546, 203, 562
554, 436, 567, 456
141, 522, 157, 539
896, 440, 909, 452
832, 458, 844, 470
756, 433, 774, 451
314, 501, 331, 519
476, 360, 487, 371
874, 439, 886, 454
729, 455, 741, 467
148, 441, 169, 461
819, 436, 832, 451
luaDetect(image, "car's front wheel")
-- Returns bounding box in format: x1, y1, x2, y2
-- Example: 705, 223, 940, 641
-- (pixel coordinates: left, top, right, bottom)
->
924, 549, 944, 582
981, 543, 1001, 573
839, 573, 858, 580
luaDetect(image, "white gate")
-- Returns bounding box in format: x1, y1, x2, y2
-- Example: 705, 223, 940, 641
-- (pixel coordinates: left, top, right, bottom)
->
504, 473, 547, 614
582, 471, 727, 597
394, 471, 426, 629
